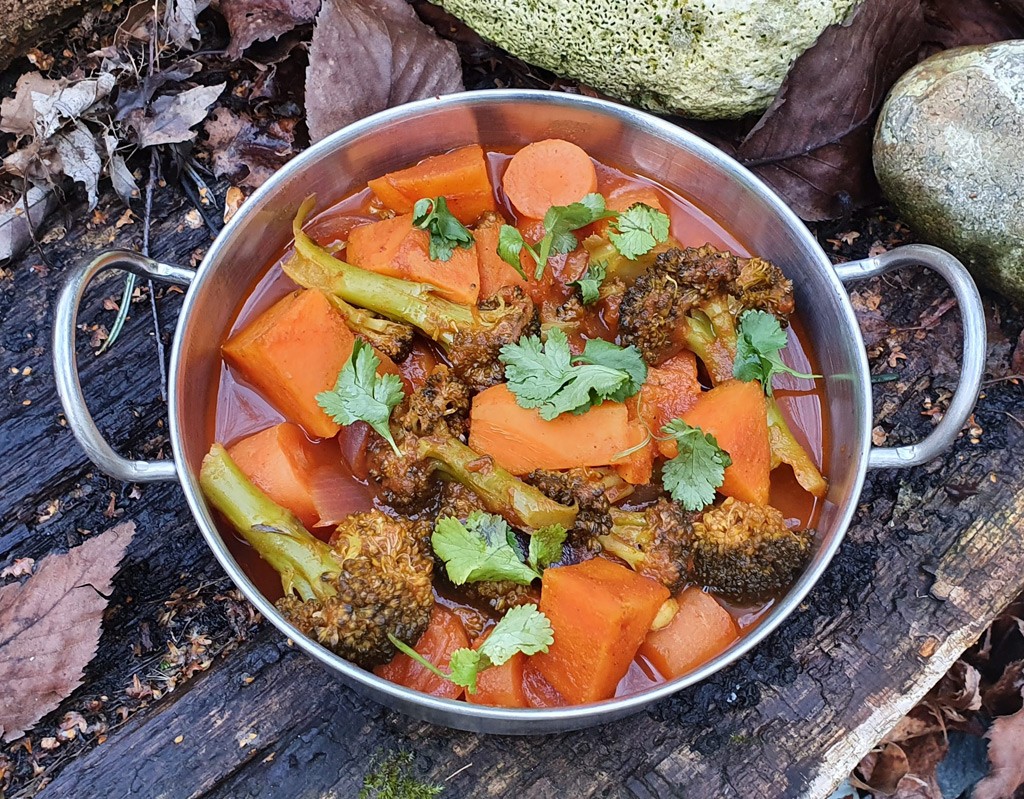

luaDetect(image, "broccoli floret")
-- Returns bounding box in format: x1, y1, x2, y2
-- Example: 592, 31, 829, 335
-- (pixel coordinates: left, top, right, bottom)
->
597, 499, 693, 593
286, 197, 538, 391
366, 367, 579, 532
619, 245, 826, 497
200, 444, 434, 668
691, 497, 813, 601
524, 467, 614, 552
619, 244, 794, 370
433, 482, 539, 613
323, 292, 416, 363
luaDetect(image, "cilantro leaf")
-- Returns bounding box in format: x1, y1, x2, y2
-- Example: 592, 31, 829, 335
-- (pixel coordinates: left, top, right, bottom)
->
316, 339, 405, 456
431, 512, 540, 585
527, 525, 567, 572
608, 202, 671, 260
496, 224, 530, 279
498, 193, 613, 280
389, 604, 554, 694
660, 419, 733, 511
412, 196, 474, 262
477, 604, 553, 664
569, 261, 607, 305
499, 329, 643, 420
575, 338, 647, 403
733, 310, 820, 396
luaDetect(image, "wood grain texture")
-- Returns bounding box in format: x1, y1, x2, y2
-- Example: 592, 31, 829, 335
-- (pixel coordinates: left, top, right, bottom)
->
3, 176, 1024, 798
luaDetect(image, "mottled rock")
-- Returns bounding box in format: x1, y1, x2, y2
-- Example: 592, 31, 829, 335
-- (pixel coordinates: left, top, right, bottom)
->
874, 42, 1024, 302
435, 0, 860, 119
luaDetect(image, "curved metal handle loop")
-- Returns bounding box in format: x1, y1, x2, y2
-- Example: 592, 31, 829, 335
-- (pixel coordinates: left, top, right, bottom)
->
53, 249, 195, 482
834, 244, 987, 470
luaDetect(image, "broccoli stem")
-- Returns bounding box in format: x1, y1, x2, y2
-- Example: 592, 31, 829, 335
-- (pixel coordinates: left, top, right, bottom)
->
286, 197, 475, 348
420, 436, 579, 531
200, 444, 341, 602
320, 290, 414, 362
596, 509, 651, 570
766, 397, 828, 498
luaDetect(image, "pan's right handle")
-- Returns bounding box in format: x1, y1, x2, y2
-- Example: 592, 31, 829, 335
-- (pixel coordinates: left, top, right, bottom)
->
53, 249, 196, 483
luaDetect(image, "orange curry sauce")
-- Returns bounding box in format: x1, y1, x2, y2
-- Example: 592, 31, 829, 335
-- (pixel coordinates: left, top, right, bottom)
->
209, 149, 829, 703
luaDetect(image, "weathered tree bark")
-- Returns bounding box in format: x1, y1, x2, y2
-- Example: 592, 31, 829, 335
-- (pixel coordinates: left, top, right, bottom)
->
0, 0, 96, 69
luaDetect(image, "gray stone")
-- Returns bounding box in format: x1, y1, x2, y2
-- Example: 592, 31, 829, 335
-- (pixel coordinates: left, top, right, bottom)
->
436, 0, 860, 119
874, 41, 1024, 303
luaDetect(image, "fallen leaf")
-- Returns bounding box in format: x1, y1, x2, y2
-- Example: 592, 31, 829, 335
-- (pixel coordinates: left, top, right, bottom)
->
223, 186, 246, 223
0, 522, 135, 742
922, 0, 1024, 51
114, 59, 203, 121
304, 0, 463, 144
856, 742, 911, 795
54, 122, 103, 209
130, 83, 225, 148
215, 0, 320, 59
163, 0, 205, 47
733, 0, 925, 220
973, 696, 1024, 799
202, 107, 297, 188
103, 133, 139, 205
983, 660, 1024, 717
0, 558, 35, 580
0, 72, 116, 141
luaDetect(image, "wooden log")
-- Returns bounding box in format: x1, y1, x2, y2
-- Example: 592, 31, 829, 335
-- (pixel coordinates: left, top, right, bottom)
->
5, 180, 1024, 796
0, 0, 96, 69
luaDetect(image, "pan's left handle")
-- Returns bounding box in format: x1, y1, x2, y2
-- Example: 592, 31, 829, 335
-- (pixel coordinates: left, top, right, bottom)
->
53, 249, 196, 482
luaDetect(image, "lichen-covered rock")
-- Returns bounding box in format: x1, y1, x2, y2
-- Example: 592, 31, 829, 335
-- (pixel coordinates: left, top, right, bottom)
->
436, 0, 859, 119
874, 42, 1024, 302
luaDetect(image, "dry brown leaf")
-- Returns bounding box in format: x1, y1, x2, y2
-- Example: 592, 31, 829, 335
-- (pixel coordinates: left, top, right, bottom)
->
974, 697, 1024, 799
984, 660, 1024, 718
128, 83, 225, 148
203, 107, 297, 188
0, 522, 135, 742
216, 0, 320, 58
0, 558, 35, 580
856, 742, 911, 795
305, 0, 463, 144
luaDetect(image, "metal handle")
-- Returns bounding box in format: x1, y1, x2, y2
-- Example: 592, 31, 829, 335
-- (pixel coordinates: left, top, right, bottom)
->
834, 244, 987, 470
53, 249, 196, 482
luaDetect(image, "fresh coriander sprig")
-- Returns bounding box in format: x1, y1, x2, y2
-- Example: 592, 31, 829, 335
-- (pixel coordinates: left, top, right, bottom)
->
569, 261, 607, 305
607, 203, 671, 260
733, 310, 820, 396
316, 339, 405, 455
388, 604, 554, 693
660, 419, 732, 511
412, 196, 474, 262
497, 193, 613, 280
431, 512, 566, 585
498, 329, 647, 420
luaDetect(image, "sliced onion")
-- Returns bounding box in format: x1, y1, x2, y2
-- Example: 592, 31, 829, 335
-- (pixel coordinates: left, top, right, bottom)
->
310, 464, 375, 528
337, 421, 372, 480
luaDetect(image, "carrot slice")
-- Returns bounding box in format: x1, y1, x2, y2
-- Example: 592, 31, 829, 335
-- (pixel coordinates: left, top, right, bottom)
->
502, 139, 598, 220
367, 144, 496, 225
639, 588, 739, 679
532, 558, 670, 704
596, 185, 668, 235
227, 423, 324, 529
468, 384, 633, 475
664, 379, 771, 506
475, 213, 528, 297
347, 214, 481, 305
374, 605, 468, 700
465, 627, 529, 708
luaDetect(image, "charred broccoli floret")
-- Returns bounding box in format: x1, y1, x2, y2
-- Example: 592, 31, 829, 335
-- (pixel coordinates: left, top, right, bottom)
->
691, 497, 813, 601
619, 245, 826, 497
322, 292, 415, 363
525, 467, 614, 552
366, 367, 578, 531
619, 244, 794, 370
286, 197, 538, 390
597, 499, 693, 593
200, 445, 433, 668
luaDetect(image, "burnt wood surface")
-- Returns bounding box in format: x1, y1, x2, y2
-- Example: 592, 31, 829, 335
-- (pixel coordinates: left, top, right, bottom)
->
2, 178, 1024, 798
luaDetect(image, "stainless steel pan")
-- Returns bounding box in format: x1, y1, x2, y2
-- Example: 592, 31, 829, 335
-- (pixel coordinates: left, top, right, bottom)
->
53, 90, 987, 733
